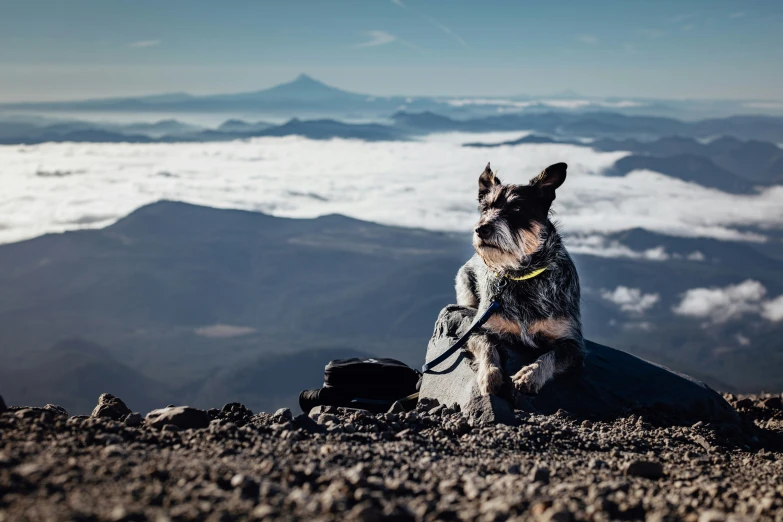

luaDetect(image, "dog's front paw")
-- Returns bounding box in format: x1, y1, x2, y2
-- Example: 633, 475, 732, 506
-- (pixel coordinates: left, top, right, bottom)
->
512, 363, 544, 394
477, 365, 504, 396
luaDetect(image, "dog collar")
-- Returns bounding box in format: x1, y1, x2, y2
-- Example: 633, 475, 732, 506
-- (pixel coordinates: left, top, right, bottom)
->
496, 266, 548, 281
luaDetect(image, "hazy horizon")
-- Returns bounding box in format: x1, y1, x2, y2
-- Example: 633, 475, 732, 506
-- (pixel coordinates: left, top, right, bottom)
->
1, 0, 782, 103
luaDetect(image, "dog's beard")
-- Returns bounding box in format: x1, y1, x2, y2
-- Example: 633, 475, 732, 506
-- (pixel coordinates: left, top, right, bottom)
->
474, 221, 542, 271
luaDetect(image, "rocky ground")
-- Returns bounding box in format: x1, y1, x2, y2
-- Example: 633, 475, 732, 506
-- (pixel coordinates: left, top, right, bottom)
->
1, 393, 782, 522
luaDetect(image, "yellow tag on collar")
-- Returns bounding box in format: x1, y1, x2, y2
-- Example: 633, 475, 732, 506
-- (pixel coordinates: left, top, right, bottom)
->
497, 266, 548, 281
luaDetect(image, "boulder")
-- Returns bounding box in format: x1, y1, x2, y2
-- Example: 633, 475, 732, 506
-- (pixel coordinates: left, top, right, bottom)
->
419, 306, 518, 425
145, 406, 209, 430
420, 305, 740, 425
91, 393, 132, 420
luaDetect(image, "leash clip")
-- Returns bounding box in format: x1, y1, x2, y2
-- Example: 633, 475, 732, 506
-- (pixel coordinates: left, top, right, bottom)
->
493, 273, 508, 299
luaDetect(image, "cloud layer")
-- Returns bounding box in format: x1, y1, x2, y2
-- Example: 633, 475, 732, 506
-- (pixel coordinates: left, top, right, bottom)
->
1, 133, 782, 248
672, 280, 783, 323
601, 286, 660, 314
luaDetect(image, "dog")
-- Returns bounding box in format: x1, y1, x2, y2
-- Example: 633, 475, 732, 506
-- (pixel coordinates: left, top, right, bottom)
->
455, 162, 584, 396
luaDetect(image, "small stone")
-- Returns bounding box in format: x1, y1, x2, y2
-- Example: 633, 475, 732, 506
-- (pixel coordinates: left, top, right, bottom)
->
416, 397, 440, 412
101, 445, 127, 458
124, 412, 142, 427
507, 464, 521, 475
530, 466, 550, 484
698, 510, 729, 522
465, 394, 516, 426
91, 394, 132, 420
273, 408, 293, 422
14, 408, 45, 419
231, 474, 258, 498
624, 460, 664, 479
588, 459, 607, 470
251, 505, 276, 519
429, 404, 447, 416
43, 404, 68, 416
761, 397, 783, 410
387, 401, 406, 414
291, 413, 324, 433
530, 502, 551, 516
538, 507, 572, 522
145, 406, 209, 430
346, 501, 381, 522
307, 405, 337, 419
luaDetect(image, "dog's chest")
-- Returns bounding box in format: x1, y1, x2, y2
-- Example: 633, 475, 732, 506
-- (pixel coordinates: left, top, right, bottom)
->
476, 275, 562, 346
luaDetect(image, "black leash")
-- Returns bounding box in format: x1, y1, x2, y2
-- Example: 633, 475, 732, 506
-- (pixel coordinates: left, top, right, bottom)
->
420, 301, 501, 373
421, 277, 508, 373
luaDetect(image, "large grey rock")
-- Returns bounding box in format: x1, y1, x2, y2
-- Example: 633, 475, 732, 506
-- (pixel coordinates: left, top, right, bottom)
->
91, 393, 132, 420
420, 306, 501, 419
420, 305, 739, 425
145, 406, 209, 430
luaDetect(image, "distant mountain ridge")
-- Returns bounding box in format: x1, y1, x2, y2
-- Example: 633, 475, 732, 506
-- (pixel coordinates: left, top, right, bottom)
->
464, 134, 783, 190
395, 111, 783, 142
0, 74, 410, 116
3, 73, 782, 119
4, 110, 783, 146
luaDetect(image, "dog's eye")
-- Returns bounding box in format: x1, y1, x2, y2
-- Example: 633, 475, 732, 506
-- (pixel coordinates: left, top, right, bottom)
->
510, 206, 523, 213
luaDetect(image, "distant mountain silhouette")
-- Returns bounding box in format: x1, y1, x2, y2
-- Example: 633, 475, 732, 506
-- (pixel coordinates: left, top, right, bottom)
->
256, 118, 406, 141
212, 74, 364, 103
115, 119, 203, 138
463, 134, 571, 147
0, 128, 154, 145
0, 74, 408, 115
0, 117, 407, 144
606, 154, 755, 193
591, 135, 783, 185
394, 111, 783, 142
216, 119, 272, 133
464, 133, 783, 190
0, 201, 781, 414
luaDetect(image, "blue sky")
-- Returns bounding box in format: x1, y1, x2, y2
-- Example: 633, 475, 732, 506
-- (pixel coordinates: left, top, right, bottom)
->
0, 0, 781, 101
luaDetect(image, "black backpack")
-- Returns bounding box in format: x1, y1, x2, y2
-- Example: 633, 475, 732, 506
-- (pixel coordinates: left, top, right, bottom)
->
299, 357, 421, 414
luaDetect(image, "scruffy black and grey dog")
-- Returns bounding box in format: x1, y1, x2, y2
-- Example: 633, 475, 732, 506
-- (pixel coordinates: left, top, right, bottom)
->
456, 162, 584, 396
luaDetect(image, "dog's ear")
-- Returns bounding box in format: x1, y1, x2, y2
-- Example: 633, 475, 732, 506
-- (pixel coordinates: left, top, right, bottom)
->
530, 162, 567, 196
478, 163, 501, 201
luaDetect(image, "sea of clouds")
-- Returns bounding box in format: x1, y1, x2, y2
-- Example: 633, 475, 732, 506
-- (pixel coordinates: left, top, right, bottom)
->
2, 132, 783, 251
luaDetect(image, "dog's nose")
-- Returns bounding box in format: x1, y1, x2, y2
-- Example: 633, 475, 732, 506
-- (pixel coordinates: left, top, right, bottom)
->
475, 224, 492, 239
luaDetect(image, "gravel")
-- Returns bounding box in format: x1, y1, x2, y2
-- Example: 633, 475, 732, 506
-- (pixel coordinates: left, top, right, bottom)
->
0, 393, 781, 521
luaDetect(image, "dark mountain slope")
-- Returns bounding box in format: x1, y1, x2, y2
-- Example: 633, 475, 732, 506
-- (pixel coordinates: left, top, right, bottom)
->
605, 154, 755, 193
0, 338, 172, 414
0, 202, 780, 413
